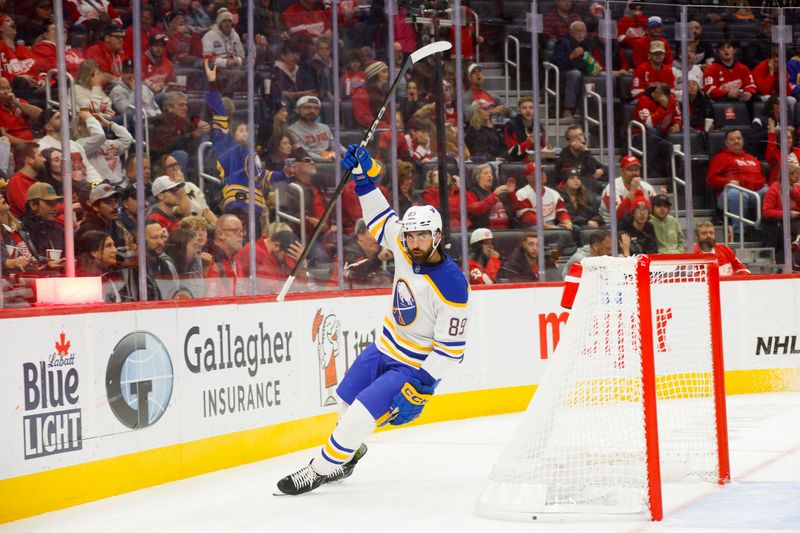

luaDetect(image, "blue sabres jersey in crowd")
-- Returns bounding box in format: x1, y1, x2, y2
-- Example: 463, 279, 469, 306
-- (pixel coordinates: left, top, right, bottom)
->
357, 185, 470, 382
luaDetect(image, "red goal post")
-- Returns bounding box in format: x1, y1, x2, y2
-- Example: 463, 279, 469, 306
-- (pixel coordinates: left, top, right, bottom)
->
478, 254, 730, 522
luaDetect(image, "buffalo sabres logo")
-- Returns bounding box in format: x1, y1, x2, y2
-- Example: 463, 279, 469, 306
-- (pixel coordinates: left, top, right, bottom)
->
392, 279, 417, 326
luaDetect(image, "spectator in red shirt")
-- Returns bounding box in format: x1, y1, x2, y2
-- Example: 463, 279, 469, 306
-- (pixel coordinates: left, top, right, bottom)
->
634, 83, 681, 178
282, 0, 331, 39
124, 5, 157, 59
166, 12, 204, 68
761, 162, 800, 259
616, 2, 648, 70
467, 227, 501, 285
631, 16, 674, 67
704, 41, 756, 102
707, 129, 766, 235
84, 24, 125, 86
511, 162, 573, 232
753, 46, 796, 108
66, 0, 123, 28
630, 40, 675, 101
764, 123, 800, 185
421, 169, 463, 231
352, 61, 388, 129
6, 142, 45, 218
693, 221, 750, 276
206, 214, 246, 297
0, 15, 41, 102
236, 226, 304, 295
397, 117, 433, 163
466, 164, 515, 229
31, 22, 84, 81
143, 33, 177, 95
0, 77, 41, 145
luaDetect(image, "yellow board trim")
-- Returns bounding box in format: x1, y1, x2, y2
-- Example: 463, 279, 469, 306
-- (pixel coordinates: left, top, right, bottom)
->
2, 368, 799, 524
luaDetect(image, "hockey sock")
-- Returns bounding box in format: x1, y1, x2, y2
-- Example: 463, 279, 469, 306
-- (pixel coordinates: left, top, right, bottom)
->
312, 400, 376, 476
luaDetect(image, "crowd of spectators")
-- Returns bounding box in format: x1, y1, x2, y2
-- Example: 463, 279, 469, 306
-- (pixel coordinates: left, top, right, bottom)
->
0, 0, 798, 308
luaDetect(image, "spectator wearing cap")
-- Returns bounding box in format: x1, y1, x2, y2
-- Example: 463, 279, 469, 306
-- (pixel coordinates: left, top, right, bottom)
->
31, 21, 85, 81
123, 4, 157, 59
7, 142, 45, 218
77, 183, 135, 254
619, 192, 658, 255
543, 0, 582, 53
687, 73, 714, 133
649, 194, 684, 254
555, 124, 606, 194
110, 59, 162, 119
204, 60, 286, 218
143, 33, 177, 95
202, 8, 246, 93
19, 182, 65, 264
630, 40, 675, 101
342, 219, 393, 289
271, 39, 318, 108
511, 162, 573, 233
463, 63, 507, 122
236, 223, 304, 295
706, 128, 766, 236
84, 24, 126, 86
634, 82, 681, 178
466, 164, 515, 230
552, 21, 602, 119
631, 16, 673, 67
704, 41, 756, 102
467, 228, 501, 285
66, 0, 123, 28
279, 147, 336, 261
282, 0, 332, 38
672, 42, 704, 100
352, 60, 389, 129
465, 99, 505, 161
559, 168, 602, 229
503, 96, 548, 162
0, 16, 38, 96
147, 175, 185, 233
753, 46, 795, 108
0, 77, 42, 145
288, 94, 342, 162
118, 184, 139, 236
616, 2, 648, 71
600, 155, 657, 224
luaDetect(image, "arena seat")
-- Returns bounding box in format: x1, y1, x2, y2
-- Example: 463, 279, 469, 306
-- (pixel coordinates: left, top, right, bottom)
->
712, 101, 751, 128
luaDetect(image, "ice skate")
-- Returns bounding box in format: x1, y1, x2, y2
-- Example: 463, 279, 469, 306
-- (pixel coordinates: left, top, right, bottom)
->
275, 462, 338, 496
326, 444, 368, 484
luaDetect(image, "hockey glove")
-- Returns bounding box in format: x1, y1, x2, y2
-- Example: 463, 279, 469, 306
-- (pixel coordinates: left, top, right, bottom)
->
384, 377, 436, 426
341, 144, 381, 185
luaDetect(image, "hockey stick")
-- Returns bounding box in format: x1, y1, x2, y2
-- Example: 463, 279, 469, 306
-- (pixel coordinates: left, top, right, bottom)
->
276, 40, 452, 301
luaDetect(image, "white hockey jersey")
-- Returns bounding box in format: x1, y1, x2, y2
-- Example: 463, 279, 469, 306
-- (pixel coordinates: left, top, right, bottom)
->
358, 185, 470, 382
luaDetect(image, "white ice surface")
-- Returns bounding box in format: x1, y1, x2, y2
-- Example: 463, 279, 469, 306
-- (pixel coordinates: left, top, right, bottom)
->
3, 392, 799, 533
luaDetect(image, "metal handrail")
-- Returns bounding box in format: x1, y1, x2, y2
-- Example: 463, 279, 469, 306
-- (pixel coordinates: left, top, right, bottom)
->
274, 183, 307, 246
44, 70, 77, 126
670, 144, 686, 215
122, 104, 150, 157
582, 90, 604, 157
503, 35, 520, 105
543, 62, 560, 142
722, 183, 762, 254
626, 120, 648, 179
197, 141, 222, 190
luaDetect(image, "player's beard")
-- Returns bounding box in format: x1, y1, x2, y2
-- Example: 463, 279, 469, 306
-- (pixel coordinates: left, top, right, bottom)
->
409, 243, 435, 264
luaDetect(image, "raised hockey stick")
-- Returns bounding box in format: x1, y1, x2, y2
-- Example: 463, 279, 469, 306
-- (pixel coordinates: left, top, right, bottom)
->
276, 40, 452, 302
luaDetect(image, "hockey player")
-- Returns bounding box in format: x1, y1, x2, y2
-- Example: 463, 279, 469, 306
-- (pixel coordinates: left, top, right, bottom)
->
275, 145, 470, 495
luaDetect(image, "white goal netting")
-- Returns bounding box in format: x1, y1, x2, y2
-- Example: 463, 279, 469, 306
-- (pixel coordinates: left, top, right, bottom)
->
478, 256, 727, 521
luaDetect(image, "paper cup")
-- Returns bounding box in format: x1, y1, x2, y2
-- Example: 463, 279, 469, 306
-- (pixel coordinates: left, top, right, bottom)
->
584, 83, 595, 93
176, 75, 187, 88
46, 249, 62, 260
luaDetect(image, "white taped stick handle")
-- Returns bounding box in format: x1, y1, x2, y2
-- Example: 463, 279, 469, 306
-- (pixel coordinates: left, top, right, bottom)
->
276, 274, 295, 302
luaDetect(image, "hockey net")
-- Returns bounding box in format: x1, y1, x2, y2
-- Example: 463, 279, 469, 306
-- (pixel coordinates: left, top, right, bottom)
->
477, 255, 729, 521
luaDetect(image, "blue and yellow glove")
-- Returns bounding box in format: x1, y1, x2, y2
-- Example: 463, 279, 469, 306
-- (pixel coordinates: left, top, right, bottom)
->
342, 144, 381, 189
382, 377, 437, 426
